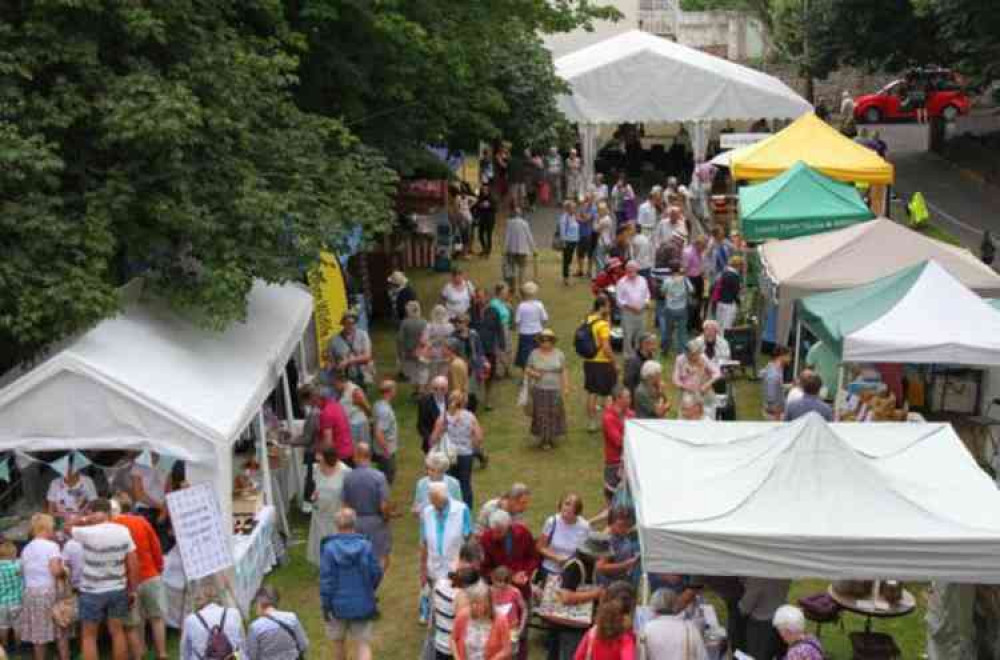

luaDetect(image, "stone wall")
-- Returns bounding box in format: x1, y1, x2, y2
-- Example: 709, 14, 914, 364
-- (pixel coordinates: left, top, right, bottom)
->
754, 61, 897, 105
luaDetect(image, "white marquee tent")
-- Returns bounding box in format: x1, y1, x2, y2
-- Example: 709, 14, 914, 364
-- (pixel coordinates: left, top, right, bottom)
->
625, 414, 1000, 582
760, 218, 1000, 344
554, 30, 811, 180
0, 281, 314, 539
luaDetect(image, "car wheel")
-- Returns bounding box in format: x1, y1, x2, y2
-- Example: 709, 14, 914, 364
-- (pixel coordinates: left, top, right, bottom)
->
864, 107, 882, 124
941, 105, 959, 121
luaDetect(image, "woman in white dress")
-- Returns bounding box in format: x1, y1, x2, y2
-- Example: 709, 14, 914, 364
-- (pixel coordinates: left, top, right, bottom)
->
307, 447, 352, 566
427, 304, 456, 381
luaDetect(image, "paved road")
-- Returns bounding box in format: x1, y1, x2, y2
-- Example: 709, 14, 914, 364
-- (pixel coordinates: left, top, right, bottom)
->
876, 123, 1000, 250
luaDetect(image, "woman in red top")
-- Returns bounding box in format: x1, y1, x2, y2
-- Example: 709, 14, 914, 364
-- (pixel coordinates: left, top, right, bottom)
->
574, 598, 636, 660
489, 567, 526, 660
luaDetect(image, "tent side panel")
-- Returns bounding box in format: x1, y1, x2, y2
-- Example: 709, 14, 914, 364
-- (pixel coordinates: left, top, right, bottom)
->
639, 528, 1000, 583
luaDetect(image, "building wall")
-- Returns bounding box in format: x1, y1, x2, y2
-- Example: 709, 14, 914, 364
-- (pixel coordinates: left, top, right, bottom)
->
544, 0, 640, 59
638, 3, 765, 60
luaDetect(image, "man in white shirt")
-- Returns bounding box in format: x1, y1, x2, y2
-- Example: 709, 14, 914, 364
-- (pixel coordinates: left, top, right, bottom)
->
615, 260, 651, 359
46, 465, 98, 518
419, 483, 472, 589
72, 498, 139, 660
637, 187, 661, 237
631, 231, 654, 278
692, 320, 731, 367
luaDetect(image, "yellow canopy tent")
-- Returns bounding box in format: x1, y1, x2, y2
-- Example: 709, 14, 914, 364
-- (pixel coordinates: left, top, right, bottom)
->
730, 113, 894, 185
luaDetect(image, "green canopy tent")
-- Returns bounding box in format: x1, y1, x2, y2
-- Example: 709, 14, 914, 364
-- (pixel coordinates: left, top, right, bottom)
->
738, 161, 874, 242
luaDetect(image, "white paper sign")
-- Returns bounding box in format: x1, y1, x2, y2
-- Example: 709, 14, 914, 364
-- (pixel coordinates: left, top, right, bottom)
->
720, 133, 771, 150
166, 483, 233, 580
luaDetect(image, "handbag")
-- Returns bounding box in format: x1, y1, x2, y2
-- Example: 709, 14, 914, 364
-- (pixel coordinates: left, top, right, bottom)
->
552, 229, 564, 251
51, 575, 78, 629
517, 378, 533, 417
536, 558, 593, 628
437, 413, 458, 464
502, 254, 515, 280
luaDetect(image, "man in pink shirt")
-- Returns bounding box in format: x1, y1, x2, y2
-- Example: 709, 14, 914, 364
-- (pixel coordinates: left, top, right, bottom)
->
615, 260, 651, 359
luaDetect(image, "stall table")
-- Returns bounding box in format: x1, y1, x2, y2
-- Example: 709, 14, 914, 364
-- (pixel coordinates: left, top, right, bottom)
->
163, 505, 278, 628
828, 584, 916, 633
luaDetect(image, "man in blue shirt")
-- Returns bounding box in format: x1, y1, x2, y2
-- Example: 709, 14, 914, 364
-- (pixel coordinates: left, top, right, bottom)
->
784, 370, 834, 422
762, 346, 791, 420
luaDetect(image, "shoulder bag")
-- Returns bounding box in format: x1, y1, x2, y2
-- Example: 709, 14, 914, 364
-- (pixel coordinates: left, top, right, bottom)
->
437, 413, 458, 465
264, 614, 304, 660
51, 574, 78, 630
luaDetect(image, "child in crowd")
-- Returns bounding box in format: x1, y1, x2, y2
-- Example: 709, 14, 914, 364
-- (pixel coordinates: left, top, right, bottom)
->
489, 566, 526, 656
0, 541, 22, 653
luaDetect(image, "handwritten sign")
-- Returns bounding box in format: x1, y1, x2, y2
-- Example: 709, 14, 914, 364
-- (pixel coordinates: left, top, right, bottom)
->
166, 484, 233, 580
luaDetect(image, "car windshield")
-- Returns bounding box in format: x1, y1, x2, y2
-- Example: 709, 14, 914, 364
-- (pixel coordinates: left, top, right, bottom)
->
880, 81, 905, 96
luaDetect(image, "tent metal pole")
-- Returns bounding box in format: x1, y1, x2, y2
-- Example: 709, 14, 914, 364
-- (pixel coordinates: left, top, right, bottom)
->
834, 364, 847, 420
298, 341, 309, 383
256, 410, 289, 537
279, 371, 305, 509
793, 319, 802, 376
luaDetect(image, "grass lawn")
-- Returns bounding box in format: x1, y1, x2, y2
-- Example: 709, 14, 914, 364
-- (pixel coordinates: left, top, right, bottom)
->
166, 214, 930, 658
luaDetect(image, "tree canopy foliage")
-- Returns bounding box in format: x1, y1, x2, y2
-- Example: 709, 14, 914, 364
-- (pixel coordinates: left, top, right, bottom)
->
687, 0, 997, 90
0, 0, 614, 366
289, 0, 617, 174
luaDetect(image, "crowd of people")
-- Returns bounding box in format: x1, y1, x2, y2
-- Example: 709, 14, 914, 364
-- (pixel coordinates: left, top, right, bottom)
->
0, 146, 837, 660
280, 155, 849, 660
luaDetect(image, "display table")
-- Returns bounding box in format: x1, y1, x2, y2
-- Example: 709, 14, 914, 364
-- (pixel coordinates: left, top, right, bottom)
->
236, 448, 297, 535
828, 584, 916, 633
163, 505, 278, 628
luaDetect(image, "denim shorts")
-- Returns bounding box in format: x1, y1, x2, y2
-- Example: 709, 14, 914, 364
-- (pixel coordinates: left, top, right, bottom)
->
79, 589, 129, 623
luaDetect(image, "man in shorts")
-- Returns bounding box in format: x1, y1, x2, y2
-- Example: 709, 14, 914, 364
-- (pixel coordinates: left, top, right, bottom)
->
72, 498, 138, 660
583, 295, 618, 432
320, 508, 383, 660
112, 493, 168, 660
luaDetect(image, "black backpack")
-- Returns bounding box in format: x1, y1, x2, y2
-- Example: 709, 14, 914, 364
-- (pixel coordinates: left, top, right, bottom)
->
574, 317, 599, 359
195, 608, 236, 660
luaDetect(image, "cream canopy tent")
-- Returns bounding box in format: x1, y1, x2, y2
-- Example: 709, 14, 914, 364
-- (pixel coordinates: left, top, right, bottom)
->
759, 217, 1000, 344
625, 414, 1000, 581
554, 30, 811, 182
0, 281, 314, 540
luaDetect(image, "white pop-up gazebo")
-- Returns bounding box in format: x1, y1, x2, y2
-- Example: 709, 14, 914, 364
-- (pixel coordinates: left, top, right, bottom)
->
625, 414, 1000, 582
555, 30, 812, 181
0, 280, 314, 538
798, 260, 1000, 366
760, 218, 1000, 345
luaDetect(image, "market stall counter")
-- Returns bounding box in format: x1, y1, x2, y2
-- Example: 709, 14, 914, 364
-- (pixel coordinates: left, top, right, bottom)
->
163, 505, 278, 628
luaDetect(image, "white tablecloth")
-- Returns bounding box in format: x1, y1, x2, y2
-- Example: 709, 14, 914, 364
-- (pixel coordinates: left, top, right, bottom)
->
163, 505, 278, 628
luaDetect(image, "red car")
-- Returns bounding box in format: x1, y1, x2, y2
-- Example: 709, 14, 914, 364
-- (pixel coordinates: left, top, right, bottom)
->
854, 72, 971, 123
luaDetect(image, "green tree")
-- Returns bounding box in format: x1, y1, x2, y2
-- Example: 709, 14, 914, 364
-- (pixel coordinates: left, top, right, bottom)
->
288, 0, 619, 172
926, 0, 1000, 89
0, 1, 395, 365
